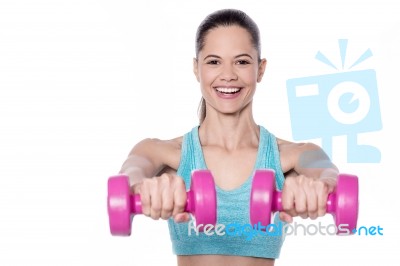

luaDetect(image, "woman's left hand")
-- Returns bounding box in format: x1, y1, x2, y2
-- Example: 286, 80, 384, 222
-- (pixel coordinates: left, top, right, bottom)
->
279, 174, 337, 223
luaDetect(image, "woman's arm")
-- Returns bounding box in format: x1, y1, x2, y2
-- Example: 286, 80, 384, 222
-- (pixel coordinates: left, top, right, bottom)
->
117, 137, 188, 221
277, 139, 339, 222
119, 138, 182, 189
278, 139, 339, 179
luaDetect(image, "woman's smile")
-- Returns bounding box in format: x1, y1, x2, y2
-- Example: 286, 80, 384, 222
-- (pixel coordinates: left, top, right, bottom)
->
214, 86, 243, 99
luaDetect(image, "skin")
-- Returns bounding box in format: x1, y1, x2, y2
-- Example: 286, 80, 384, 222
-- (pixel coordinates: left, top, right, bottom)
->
121, 26, 338, 266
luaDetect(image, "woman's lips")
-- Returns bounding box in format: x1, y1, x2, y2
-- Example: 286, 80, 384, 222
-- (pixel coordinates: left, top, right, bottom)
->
213, 87, 243, 99
215, 87, 242, 94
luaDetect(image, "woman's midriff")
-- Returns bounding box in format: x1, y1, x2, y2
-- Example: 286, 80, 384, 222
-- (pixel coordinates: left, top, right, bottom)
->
177, 255, 275, 266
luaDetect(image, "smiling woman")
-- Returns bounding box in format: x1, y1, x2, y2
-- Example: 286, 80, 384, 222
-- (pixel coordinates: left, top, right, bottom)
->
194, 10, 264, 124
119, 8, 339, 266
194, 25, 264, 112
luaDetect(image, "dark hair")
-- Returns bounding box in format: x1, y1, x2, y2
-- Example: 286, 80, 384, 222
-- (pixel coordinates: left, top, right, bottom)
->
195, 9, 262, 124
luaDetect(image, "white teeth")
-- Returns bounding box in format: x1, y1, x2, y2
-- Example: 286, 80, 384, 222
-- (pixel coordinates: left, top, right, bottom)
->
215, 87, 241, 94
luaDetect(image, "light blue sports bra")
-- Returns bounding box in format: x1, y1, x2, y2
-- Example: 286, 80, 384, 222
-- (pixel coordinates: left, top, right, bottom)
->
167, 126, 286, 258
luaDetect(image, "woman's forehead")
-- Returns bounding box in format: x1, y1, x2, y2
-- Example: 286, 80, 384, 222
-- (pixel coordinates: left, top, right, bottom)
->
200, 26, 257, 58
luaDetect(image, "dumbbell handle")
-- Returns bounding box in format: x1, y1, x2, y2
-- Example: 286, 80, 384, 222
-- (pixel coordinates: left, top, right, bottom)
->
129, 191, 194, 214
272, 191, 336, 213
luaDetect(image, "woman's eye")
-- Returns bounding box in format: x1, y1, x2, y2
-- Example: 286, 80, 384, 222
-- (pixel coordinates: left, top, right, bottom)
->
236, 60, 250, 65
207, 60, 219, 65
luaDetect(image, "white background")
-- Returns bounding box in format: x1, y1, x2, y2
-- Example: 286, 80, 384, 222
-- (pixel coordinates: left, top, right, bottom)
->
0, 0, 399, 265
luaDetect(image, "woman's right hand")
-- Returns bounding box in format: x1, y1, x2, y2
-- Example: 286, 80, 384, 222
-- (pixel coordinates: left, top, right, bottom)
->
131, 173, 190, 223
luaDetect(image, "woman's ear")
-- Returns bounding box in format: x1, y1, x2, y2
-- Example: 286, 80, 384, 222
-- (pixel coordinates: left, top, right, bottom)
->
257, 58, 267, 82
193, 58, 200, 82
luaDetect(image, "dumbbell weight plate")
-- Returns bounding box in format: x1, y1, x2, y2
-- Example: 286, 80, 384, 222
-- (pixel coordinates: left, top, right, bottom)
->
107, 175, 132, 236
190, 170, 217, 229
250, 169, 275, 227
335, 174, 359, 234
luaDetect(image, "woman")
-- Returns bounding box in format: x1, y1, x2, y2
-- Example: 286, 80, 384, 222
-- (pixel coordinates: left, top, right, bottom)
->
120, 9, 338, 266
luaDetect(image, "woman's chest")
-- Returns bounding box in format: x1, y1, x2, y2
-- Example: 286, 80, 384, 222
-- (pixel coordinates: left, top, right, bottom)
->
202, 147, 258, 191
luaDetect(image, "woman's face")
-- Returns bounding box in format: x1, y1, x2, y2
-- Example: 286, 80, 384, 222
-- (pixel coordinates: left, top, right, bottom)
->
194, 25, 266, 116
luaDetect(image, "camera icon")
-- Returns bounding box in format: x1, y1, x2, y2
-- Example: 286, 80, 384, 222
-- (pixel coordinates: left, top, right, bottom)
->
286, 69, 382, 163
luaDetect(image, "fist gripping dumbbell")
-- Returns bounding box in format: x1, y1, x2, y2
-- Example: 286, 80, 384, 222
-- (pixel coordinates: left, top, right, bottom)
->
250, 169, 359, 234
107, 170, 217, 236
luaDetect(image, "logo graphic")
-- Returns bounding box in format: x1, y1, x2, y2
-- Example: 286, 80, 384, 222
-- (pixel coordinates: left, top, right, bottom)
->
286, 39, 382, 163
188, 220, 383, 239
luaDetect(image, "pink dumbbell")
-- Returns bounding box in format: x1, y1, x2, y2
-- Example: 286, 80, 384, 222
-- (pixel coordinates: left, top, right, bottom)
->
250, 169, 359, 234
107, 170, 217, 236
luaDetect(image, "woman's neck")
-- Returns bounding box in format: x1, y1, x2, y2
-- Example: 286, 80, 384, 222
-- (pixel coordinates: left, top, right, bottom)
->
198, 109, 259, 151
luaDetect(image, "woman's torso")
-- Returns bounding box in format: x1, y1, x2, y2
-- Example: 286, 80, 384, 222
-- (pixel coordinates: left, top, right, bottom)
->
157, 127, 291, 266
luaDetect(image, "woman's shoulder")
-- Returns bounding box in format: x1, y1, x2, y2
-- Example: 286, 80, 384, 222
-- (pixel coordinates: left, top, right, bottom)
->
276, 137, 324, 160
137, 136, 183, 154
135, 136, 183, 170
275, 137, 331, 172
276, 137, 322, 153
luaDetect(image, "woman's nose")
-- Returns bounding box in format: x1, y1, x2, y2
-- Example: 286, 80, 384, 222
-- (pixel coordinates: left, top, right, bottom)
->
219, 63, 238, 81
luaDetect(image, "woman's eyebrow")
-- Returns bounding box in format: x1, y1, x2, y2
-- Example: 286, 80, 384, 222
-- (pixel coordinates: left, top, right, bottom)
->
203, 53, 253, 60
235, 53, 253, 59
203, 54, 221, 60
